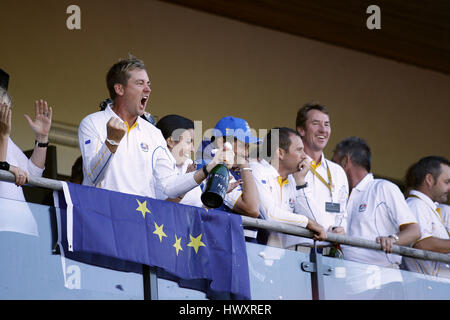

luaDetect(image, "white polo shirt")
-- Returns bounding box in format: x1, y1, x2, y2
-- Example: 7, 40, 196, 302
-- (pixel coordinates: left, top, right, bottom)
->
403, 190, 450, 279
296, 154, 349, 230
250, 159, 309, 248
223, 170, 248, 211
289, 154, 348, 248
0, 137, 44, 202
438, 203, 450, 234
342, 173, 418, 267
79, 106, 198, 198
0, 137, 42, 236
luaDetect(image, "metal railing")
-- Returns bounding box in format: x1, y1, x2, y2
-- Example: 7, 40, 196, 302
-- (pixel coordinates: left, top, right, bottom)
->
1, 169, 450, 264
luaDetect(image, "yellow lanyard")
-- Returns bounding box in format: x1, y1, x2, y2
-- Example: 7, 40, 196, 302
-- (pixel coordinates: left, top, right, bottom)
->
310, 160, 333, 198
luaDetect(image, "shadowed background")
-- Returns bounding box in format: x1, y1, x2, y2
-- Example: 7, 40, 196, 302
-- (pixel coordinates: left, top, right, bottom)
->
1, 0, 449, 188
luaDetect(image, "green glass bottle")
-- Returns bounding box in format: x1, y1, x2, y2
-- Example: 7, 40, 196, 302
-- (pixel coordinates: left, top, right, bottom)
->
201, 163, 230, 208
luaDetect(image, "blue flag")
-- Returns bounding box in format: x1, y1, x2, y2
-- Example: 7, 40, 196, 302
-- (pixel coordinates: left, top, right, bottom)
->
54, 182, 251, 299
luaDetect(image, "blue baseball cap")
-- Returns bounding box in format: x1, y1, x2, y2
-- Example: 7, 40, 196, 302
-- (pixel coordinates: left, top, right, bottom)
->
213, 116, 261, 144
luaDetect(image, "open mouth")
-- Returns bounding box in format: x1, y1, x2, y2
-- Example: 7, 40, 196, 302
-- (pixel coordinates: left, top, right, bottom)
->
141, 96, 148, 107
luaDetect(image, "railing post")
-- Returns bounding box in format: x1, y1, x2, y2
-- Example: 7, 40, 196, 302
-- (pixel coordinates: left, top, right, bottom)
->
309, 241, 327, 300
143, 265, 158, 300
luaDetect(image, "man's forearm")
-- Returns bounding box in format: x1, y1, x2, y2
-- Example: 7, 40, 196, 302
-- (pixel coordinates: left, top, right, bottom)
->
414, 237, 450, 254
0, 136, 8, 161
29, 144, 48, 169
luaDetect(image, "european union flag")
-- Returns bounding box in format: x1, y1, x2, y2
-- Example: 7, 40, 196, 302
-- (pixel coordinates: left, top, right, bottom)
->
54, 182, 251, 299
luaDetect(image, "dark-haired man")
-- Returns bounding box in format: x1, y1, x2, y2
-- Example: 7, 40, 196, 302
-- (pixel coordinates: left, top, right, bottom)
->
78, 56, 232, 198
249, 127, 327, 248
332, 136, 420, 267
294, 103, 349, 251
403, 156, 450, 278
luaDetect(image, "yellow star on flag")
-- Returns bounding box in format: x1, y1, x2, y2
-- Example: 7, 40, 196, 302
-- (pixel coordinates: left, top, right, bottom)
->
153, 222, 167, 242
136, 199, 150, 218
173, 235, 183, 256
187, 233, 206, 254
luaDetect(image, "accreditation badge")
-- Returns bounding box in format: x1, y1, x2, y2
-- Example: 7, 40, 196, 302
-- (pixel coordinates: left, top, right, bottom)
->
325, 202, 340, 213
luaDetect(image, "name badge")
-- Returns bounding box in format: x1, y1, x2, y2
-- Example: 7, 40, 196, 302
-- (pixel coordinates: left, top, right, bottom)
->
325, 202, 340, 213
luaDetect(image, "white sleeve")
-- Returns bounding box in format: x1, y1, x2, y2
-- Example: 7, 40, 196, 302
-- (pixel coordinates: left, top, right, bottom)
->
251, 167, 308, 228
440, 204, 450, 234
382, 182, 418, 229
224, 176, 242, 210
408, 200, 432, 241
27, 158, 44, 177
152, 146, 198, 199
78, 116, 114, 186
294, 187, 324, 224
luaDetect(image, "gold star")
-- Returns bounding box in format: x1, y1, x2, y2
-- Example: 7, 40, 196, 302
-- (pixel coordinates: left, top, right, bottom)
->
153, 222, 167, 242
136, 199, 150, 218
187, 233, 206, 254
173, 235, 183, 256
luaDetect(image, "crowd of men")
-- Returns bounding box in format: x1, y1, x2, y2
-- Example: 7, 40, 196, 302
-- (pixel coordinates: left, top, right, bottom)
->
0, 57, 449, 280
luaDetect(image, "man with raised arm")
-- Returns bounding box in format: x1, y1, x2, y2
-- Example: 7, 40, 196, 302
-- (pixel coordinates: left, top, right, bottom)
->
78, 56, 232, 198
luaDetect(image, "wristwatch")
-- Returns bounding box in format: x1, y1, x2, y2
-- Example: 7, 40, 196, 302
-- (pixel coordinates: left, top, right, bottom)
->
106, 138, 120, 146
388, 234, 399, 243
35, 140, 49, 147
0, 161, 10, 171
296, 182, 308, 190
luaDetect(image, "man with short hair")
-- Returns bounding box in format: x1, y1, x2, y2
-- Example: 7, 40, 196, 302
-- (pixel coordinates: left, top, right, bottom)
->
249, 127, 327, 248
294, 103, 348, 251
403, 156, 450, 278
332, 136, 420, 267
78, 56, 232, 198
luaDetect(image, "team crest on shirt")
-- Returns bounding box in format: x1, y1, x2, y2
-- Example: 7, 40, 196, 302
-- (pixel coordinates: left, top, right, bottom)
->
140, 142, 149, 152
289, 197, 295, 209
358, 203, 367, 212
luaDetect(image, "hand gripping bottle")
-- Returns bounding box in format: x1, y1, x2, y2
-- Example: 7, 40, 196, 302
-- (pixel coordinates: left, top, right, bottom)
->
200, 142, 232, 208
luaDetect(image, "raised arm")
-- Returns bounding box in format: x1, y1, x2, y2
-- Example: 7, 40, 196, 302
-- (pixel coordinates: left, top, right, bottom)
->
25, 100, 52, 171
0, 103, 29, 186
79, 116, 126, 186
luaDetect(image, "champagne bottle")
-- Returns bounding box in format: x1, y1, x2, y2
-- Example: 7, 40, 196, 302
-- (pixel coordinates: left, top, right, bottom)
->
200, 142, 232, 208
201, 162, 229, 208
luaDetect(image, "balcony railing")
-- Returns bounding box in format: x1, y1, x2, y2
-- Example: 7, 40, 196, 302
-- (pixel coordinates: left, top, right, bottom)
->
1, 170, 449, 300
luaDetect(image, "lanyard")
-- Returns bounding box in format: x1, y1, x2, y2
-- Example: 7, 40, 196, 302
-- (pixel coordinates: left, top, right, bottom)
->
310, 160, 333, 198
